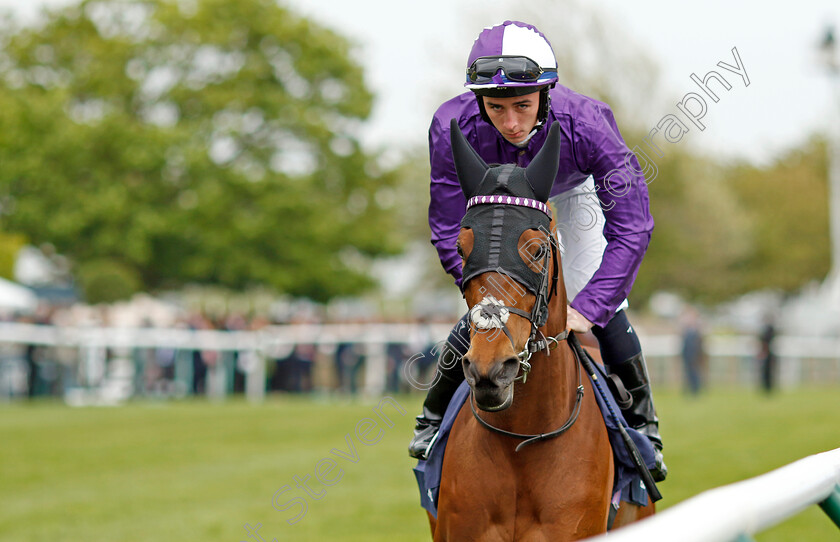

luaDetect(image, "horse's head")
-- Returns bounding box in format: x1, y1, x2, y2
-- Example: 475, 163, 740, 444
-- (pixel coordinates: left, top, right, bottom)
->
451, 119, 567, 411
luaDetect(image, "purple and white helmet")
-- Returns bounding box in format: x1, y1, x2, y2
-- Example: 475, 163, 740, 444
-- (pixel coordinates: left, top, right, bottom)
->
465, 21, 559, 94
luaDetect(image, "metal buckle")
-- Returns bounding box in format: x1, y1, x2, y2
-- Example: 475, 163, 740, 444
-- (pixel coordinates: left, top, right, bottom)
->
515, 358, 532, 383
515, 343, 533, 383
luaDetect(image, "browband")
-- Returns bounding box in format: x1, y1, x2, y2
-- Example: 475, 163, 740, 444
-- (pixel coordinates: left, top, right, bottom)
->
465, 195, 552, 219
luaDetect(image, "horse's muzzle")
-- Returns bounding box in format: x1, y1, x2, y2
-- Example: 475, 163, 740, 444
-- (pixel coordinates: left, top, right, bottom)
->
463, 356, 518, 411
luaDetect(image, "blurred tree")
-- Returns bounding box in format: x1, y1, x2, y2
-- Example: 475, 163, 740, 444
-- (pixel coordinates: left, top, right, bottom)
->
633, 150, 755, 305
634, 137, 830, 305
726, 137, 831, 293
0, 0, 403, 302
385, 148, 457, 291
76, 258, 143, 304
0, 231, 27, 280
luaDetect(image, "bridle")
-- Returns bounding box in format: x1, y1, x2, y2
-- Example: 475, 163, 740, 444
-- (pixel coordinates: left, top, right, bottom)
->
466, 226, 585, 451
467, 228, 567, 383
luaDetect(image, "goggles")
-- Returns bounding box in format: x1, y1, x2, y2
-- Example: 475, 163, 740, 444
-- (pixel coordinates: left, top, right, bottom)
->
467, 55, 551, 84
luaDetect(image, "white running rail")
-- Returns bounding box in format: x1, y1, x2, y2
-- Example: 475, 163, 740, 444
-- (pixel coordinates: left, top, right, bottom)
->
587, 447, 840, 542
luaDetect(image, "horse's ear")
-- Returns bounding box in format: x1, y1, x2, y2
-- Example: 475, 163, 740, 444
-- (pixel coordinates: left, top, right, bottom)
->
450, 118, 488, 198
525, 122, 561, 202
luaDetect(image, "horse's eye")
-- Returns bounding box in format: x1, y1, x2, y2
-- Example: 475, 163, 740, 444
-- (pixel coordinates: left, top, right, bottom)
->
532, 244, 546, 260
456, 244, 465, 258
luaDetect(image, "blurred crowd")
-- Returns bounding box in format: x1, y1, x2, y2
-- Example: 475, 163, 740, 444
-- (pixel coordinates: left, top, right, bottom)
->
0, 299, 444, 401
0, 297, 801, 402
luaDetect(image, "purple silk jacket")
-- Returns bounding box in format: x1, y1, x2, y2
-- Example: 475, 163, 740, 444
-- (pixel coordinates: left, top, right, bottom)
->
428, 84, 654, 328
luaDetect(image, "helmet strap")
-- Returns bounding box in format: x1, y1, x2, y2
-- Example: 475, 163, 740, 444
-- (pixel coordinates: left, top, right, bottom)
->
535, 85, 552, 129
511, 129, 537, 148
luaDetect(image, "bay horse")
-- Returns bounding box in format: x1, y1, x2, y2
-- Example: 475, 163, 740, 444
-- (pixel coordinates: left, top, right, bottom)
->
428, 120, 654, 541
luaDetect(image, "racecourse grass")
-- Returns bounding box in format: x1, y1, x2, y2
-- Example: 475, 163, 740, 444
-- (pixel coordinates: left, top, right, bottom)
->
1, 387, 838, 542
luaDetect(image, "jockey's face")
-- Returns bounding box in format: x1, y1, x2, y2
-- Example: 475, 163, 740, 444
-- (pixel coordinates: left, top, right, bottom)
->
482, 93, 540, 145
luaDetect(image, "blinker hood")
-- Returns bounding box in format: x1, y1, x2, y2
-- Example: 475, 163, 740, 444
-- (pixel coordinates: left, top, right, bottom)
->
460, 199, 550, 296
450, 118, 561, 296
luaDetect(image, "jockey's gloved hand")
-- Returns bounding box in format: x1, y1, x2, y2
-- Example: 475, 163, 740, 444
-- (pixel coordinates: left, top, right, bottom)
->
566, 306, 594, 333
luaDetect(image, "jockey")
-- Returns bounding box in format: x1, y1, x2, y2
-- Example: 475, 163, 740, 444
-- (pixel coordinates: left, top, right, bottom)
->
408, 20, 667, 482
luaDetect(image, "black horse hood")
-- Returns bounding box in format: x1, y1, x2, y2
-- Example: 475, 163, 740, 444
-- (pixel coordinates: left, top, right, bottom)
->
450, 119, 560, 296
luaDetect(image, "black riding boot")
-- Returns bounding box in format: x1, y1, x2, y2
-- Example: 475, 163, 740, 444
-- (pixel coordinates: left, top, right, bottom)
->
607, 353, 668, 482
408, 329, 468, 460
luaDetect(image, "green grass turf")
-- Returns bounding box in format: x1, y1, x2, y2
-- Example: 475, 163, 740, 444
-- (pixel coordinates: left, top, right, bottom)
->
0, 388, 837, 541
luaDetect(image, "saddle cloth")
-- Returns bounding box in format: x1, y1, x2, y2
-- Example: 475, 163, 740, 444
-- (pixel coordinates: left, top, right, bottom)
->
413, 361, 656, 518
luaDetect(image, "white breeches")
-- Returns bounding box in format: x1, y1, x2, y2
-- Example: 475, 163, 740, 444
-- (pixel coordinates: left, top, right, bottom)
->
549, 175, 629, 312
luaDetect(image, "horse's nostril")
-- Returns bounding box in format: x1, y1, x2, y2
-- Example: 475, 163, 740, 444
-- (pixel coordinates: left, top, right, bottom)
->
462, 356, 474, 379
504, 357, 519, 373
491, 357, 520, 382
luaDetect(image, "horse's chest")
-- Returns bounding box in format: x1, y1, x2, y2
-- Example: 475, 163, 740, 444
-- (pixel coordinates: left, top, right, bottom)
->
438, 444, 593, 521
435, 409, 612, 540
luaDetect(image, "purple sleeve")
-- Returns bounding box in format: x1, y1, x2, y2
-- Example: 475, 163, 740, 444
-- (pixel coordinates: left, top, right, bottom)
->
428, 115, 467, 287
569, 105, 654, 328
